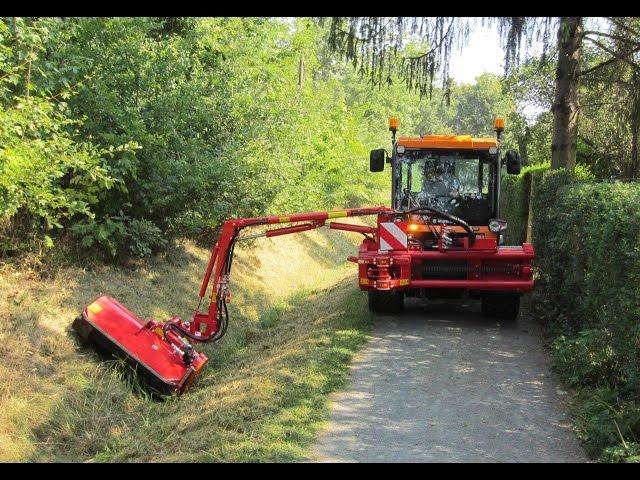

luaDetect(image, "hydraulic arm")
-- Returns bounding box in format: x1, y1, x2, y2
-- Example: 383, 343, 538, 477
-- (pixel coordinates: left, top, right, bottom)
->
74, 207, 390, 395
165, 206, 391, 345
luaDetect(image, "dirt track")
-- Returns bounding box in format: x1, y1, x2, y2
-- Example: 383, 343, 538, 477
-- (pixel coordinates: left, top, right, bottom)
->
312, 298, 587, 463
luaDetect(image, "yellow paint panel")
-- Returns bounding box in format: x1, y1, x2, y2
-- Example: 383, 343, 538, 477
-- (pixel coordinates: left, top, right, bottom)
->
87, 302, 103, 314
328, 210, 348, 219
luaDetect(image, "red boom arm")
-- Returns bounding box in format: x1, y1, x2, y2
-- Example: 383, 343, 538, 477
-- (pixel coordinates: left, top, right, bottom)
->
164, 207, 390, 344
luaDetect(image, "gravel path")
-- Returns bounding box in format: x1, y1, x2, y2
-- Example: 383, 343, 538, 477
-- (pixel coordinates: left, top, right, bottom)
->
312, 299, 587, 463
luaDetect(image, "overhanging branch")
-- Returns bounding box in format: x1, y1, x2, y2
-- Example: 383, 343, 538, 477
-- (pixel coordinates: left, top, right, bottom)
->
583, 36, 640, 72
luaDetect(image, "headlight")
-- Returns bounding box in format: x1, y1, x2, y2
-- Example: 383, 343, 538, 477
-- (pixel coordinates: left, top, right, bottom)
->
489, 219, 506, 233
397, 145, 405, 154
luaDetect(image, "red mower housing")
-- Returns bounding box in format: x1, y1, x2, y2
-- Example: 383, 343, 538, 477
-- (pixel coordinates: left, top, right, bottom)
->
73, 296, 208, 395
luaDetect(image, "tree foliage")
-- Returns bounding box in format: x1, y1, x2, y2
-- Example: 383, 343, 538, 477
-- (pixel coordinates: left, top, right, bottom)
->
0, 17, 522, 260
322, 16, 640, 173
502, 18, 640, 179
323, 17, 555, 97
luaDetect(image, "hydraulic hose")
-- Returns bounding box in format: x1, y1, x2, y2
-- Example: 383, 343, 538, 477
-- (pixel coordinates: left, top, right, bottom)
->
167, 231, 237, 345
401, 206, 476, 244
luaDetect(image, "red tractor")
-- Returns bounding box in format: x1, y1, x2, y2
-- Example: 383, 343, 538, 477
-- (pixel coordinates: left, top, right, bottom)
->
358, 117, 534, 317
74, 117, 534, 395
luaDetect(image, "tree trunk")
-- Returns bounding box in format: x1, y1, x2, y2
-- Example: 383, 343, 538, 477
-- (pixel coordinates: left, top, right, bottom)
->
551, 17, 583, 170
628, 71, 640, 178
298, 55, 305, 88
518, 125, 531, 166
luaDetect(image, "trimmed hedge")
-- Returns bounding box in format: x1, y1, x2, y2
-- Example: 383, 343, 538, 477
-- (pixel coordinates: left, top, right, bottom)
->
500, 163, 550, 245
504, 164, 640, 461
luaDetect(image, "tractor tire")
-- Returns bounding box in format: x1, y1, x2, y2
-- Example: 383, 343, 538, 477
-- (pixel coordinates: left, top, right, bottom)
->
368, 290, 404, 314
481, 292, 520, 321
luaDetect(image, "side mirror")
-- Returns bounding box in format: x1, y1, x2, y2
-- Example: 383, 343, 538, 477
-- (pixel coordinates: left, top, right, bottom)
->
504, 149, 521, 175
369, 149, 386, 172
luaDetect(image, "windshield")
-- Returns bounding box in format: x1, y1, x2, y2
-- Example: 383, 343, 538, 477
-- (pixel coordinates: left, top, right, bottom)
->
398, 150, 495, 223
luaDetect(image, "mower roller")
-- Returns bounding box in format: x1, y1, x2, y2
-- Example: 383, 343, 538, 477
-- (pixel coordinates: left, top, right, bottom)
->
74, 116, 534, 395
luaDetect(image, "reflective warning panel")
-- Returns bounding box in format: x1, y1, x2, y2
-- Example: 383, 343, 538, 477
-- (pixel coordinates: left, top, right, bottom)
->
379, 222, 407, 251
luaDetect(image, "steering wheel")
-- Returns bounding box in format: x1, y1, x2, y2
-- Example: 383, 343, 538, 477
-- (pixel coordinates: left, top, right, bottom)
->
432, 194, 460, 205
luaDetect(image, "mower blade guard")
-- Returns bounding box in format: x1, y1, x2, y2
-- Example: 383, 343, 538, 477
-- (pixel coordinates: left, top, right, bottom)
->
73, 296, 207, 395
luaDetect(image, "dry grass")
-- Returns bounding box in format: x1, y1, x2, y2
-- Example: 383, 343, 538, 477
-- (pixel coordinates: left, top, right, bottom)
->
0, 222, 373, 462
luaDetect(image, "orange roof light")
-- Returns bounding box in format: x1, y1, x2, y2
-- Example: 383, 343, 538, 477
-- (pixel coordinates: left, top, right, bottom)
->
389, 117, 399, 131
494, 117, 505, 132
397, 134, 498, 150
407, 223, 420, 232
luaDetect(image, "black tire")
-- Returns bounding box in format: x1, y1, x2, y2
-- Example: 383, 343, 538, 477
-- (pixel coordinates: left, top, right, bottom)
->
481, 292, 520, 321
368, 290, 404, 314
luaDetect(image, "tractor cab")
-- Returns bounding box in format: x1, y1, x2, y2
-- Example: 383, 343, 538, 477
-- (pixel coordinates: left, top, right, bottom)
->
364, 117, 532, 317
370, 118, 522, 242
395, 147, 495, 225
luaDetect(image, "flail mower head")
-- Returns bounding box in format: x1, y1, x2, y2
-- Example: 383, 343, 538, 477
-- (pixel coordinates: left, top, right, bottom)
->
73, 296, 209, 395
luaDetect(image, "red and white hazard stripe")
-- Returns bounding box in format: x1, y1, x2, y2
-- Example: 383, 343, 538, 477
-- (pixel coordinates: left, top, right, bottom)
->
379, 222, 407, 251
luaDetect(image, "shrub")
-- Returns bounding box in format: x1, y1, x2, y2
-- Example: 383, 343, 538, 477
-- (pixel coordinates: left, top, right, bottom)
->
552, 329, 623, 389
0, 97, 116, 256
600, 442, 640, 463
532, 176, 637, 329
501, 162, 640, 460
525, 169, 640, 460
123, 218, 167, 258
70, 215, 166, 259
573, 388, 640, 461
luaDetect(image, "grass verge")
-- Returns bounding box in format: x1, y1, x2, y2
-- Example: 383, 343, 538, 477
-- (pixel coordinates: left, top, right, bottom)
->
547, 327, 640, 463
1, 223, 374, 462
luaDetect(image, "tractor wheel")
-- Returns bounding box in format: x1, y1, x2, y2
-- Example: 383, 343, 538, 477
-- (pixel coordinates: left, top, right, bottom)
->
481, 292, 520, 321
368, 290, 404, 314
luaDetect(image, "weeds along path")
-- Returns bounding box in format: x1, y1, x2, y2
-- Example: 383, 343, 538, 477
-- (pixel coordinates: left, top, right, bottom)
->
0, 222, 374, 462
312, 300, 587, 463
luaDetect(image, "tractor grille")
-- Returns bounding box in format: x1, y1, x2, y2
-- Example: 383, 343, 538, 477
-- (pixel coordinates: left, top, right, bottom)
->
421, 261, 521, 280
422, 260, 468, 280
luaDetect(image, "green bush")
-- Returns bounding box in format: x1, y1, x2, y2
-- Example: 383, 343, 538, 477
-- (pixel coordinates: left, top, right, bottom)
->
552, 329, 623, 389
122, 218, 167, 258
0, 96, 118, 256
503, 163, 640, 460
531, 171, 631, 331
571, 388, 640, 461
69, 215, 166, 259
499, 172, 528, 245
